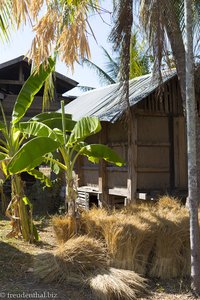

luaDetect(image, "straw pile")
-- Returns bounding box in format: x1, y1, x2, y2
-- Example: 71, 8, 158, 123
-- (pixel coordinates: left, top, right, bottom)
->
89, 267, 148, 300
34, 235, 148, 299
52, 215, 78, 243
149, 197, 190, 278
50, 196, 194, 280
102, 214, 156, 275
34, 235, 108, 283
80, 207, 109, 239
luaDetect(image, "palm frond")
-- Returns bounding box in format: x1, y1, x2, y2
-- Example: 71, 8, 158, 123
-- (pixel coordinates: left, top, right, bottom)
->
0, 1, 13, 42
83, 58, 116, 85
109, 0, 133, 111
101, 46, 120, 81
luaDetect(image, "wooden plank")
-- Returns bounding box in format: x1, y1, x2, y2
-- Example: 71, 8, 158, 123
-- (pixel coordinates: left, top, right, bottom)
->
178, 117, 188, 188
137, 142, 170, 147
0, 79, 24, 85
137, 167, 169, 173
168, 114, 175, 191
173, 117, 180, 187
108, 188, 128, 197
19, 63, 24, 82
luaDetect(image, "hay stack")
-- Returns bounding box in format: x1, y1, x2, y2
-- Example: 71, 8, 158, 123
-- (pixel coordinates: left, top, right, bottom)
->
102, 214, 156, 275
80, 207, 108, 239
34, 235, 108, 283
52, 215, 78, 243
150, 204, 190, 279
157, 195, 182, 211
89, 267, 148, 300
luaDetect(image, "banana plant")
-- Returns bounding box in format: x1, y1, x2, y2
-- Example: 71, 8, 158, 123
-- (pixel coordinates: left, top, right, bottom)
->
9, 101, 125, 219
0, 57, 60, 242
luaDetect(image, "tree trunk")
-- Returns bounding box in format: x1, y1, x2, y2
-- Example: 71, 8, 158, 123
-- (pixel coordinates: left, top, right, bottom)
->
184, 0, 200, 293
6, 175, 34, 242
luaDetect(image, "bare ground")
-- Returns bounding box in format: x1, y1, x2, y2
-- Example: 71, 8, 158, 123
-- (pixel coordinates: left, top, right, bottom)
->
0, 216, 199, 300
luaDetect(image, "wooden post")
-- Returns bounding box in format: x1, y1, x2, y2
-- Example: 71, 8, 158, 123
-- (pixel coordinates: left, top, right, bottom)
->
127, 111, 137, 203
98, 122, 109, 207
168, 114, 175, 192
19, 63, 24, 83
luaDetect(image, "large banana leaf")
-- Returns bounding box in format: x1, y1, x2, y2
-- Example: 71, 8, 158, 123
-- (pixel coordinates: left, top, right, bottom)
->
18, 121, 64, 144
68, 117, 101, 145
27, 169, 52, 187
7, 137, 60, 174
12, 57, 55, 124
80, 144, 125, 166
30, 112, 72, 122
41, 117, 76, 132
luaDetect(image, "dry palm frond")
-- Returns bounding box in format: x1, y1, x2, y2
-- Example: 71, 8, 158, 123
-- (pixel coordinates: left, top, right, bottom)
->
12, 0, 30, 28
27, 0, 99, 70
52, 215, 79, 243
34, 236, 108, 283
89, 267, 148, 300
28, 0, 44, 19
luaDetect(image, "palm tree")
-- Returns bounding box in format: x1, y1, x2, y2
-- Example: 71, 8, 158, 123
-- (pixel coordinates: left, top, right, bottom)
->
184, 0, 200, 292
81, 35, 150, 89
109, 0, 200, 293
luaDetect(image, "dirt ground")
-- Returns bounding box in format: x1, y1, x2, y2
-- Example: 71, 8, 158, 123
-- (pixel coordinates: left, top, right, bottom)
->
0, 215, 199, 300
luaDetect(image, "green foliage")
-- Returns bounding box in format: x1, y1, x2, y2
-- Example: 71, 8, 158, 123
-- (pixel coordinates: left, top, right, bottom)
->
80, 144, 124, 166
0, 58, 58, 242
7, 137, 60, 174
12, 57, 55, 124
68, 116, 101, 145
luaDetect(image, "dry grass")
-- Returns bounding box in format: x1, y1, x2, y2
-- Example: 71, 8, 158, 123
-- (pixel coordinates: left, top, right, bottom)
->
50, 196, 195, 280
102, 215, 155, 275
157, 195, 182, 211
80, 208, 109, 239
76, 196, 192, 279
150, 198, 190, 278
52, 215, 78, 243
34, 235, 108, 283
89, 267, 148, 300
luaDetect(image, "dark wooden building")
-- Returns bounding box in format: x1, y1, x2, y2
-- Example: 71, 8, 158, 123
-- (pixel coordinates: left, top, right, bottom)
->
0, 56, 78, 118
63, 70, 189, 206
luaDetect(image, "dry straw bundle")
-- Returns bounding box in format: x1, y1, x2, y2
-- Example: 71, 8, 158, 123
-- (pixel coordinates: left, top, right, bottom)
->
89, 267, 148, 300
102, 214, 156, 275
150, 196, 190, 278
52, 215, 78, 243
80, 207, 109, 239
34, 235, 148, 299
34, 235, 108, 284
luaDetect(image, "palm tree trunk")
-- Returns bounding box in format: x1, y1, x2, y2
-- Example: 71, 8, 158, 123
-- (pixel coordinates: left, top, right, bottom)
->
185, 0, 200, 293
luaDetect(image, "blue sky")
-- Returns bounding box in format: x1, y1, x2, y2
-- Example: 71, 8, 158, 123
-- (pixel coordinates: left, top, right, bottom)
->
0, 1, 114, 96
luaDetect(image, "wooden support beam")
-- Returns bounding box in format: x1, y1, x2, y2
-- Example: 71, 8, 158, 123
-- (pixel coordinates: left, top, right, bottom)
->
168, 114, 175, 191
19, 63, 24, 82
98, 122, 109, 207
127, 110, 137, 203
0, 80, 24, 85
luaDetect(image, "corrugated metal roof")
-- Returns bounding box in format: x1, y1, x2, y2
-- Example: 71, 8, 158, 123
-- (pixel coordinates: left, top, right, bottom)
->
61, 70, 177, 123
